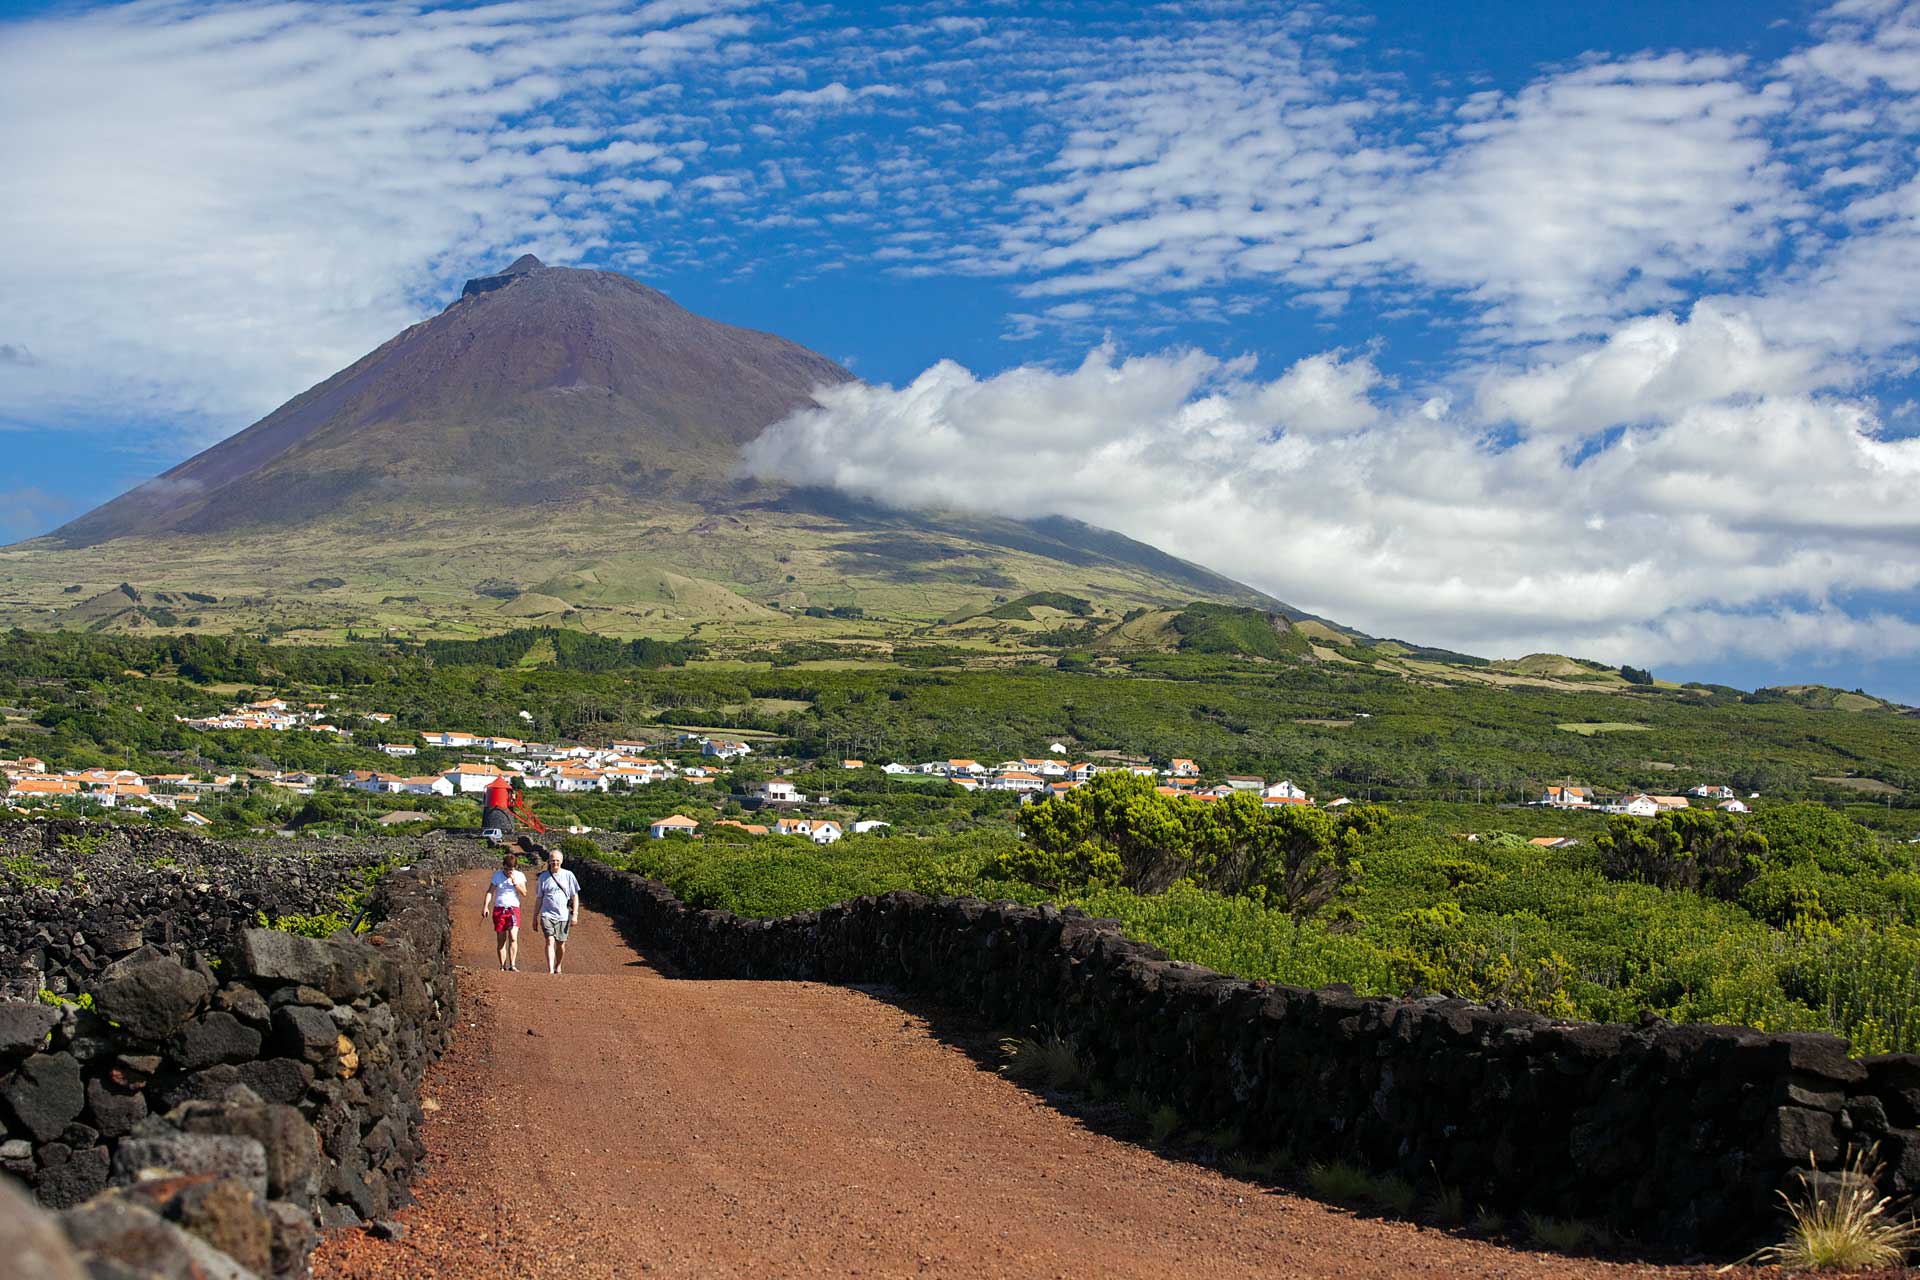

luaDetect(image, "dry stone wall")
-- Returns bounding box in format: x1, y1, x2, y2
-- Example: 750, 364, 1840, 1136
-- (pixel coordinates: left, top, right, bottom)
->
0, 823, 474, 1278
574, 857, 1920, 1253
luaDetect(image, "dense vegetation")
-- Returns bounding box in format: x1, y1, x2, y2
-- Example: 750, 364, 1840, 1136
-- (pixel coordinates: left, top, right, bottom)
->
6, 628, 1920, 1051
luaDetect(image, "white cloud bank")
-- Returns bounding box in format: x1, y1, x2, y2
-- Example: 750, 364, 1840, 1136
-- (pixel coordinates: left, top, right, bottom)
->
743, 340, 1920, 668
0, 0, 753, 435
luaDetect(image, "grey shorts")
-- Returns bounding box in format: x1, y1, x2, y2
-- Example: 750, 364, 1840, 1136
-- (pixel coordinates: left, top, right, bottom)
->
539, 914, 571, 942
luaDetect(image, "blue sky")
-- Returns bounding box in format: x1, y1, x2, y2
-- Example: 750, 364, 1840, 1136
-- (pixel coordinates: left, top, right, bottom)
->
2, 0, 1919, 700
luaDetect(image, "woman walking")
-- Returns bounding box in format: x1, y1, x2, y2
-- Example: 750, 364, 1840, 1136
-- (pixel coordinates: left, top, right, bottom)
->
484, 850, 527, 971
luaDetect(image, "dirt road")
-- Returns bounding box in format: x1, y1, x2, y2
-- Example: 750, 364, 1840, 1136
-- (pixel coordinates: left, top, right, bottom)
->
315, 870, 1706, 1278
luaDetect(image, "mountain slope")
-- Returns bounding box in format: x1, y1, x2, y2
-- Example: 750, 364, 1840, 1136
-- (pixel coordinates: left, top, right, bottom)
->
49, 256, 854, 545
2, 258, 1286, 638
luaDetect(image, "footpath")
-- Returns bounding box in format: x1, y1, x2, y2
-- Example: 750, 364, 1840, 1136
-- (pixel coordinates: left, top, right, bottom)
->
314, 869, 1703, 1278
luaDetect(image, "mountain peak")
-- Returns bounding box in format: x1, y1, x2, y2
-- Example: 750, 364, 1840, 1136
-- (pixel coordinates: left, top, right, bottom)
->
459, 253, 547, 299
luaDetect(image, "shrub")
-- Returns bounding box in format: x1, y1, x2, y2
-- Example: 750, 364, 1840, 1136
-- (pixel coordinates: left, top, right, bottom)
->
1759, 1152, 1919, 1271
1307, 1160, 1375, 1204
1147, 1103, 1182, 1144
998, 1031, 1083, 1091
1524, 1214, 1594, 1251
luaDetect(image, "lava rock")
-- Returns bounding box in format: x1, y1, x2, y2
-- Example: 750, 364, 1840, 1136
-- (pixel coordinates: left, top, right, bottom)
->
85, 1078, 148, 1140
170, 1012, 263, 1071
272, 1005, 340, 1065
0, 1002, 60, 1058
92, 952, 213, 1043
61, 1191, 257, 1280
33, 1142, 110, 1209
111, 1132, 269, 1199
239, 930, 382, 1001
1, 1050, 85, 1142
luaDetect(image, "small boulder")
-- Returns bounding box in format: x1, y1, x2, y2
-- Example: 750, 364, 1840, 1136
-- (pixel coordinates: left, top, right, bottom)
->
61, 1192, 256, 1280
170, 1012, 263, 1070
0, 1003, 60, 1059
272, 1006, 340, 1065
239, 930, 381, 1000
92, 952, 213, 1043
2, 1051, 85, 1142
85, 1077, 147, 1139
32, 1143, 110, 1209
111, 1132, 269, 1199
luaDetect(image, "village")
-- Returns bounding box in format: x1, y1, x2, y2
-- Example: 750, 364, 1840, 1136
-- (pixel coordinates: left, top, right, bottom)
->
2, 692, 1749, 842
1537, 782, 1756, 816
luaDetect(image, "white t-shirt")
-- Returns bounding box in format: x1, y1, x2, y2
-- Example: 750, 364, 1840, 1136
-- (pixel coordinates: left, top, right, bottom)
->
489, 869, 523, 909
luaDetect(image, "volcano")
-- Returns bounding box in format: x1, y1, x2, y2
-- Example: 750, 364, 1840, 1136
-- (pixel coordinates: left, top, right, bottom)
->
3, 258, 1286, 637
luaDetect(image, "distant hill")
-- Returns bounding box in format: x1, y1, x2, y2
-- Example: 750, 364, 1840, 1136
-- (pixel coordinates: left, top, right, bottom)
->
0, 257, 1285, 638
1753, 685, 1898, 713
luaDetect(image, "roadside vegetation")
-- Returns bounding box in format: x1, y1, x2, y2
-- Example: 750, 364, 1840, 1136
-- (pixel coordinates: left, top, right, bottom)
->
6, 630, 1920, 1052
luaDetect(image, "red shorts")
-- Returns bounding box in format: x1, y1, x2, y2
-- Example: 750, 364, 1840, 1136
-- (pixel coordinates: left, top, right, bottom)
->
492, 906, 520, 933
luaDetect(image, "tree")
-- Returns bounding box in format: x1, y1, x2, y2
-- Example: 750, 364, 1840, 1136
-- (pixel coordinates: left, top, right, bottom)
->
1596, 809, 1769, 900
1009, 773, 1373, 919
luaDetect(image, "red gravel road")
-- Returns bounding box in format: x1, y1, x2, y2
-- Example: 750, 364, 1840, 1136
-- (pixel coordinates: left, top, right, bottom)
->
313, 869, 1718, 1279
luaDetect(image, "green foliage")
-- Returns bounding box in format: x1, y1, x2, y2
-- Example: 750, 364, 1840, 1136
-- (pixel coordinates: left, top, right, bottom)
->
256, 909, 353, 938
1167, 603, 1309, 659
36, 989, 93, 1013
559, 834, 603, 863
1008, 773, 1374, 919
56, 831, 106, 857
422, 627, 700, 671
983, 592, 1095, 621
1596, 809, 1770, 900
2, 853, 62, 890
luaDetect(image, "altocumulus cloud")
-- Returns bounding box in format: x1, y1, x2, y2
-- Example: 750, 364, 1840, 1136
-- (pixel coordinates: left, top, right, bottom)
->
742, 341, 1920, 669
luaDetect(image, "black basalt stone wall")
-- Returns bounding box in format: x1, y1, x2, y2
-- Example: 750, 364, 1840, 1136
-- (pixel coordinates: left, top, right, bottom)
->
573, 858, 1920, 1253
0, 833, 469, 1278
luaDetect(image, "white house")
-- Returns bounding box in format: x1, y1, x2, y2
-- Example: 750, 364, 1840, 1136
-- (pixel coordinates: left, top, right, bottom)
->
552, 766, 608, 793
182, 811, 211, 827
751, 779, 801, 803
945, 759, 984, 776
852, 820, 891, 834
443, 764, 517, 794
419, 731, 477, 749
1616, 793, 1660, 817
1689, 784, 1736, 800
648, 814, 701, 839
1265, 780, 1308, 801
704, 740, 752, 760
1169, 758, 1199, 778
1049, 742, 1068, 755
990, 771, 1047, 793
1541, 786, 1594, 808
1224, 775, 1265, 791
880, 763, 913, 775
378, 743, 418, 758
809, 821, 843, 845
1718, 799, 1751, 813
401, 776, 456, 798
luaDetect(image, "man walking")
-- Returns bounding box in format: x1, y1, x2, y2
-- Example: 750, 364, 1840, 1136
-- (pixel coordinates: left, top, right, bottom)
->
483, 850, 527, 971
535, 847, 582, 975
